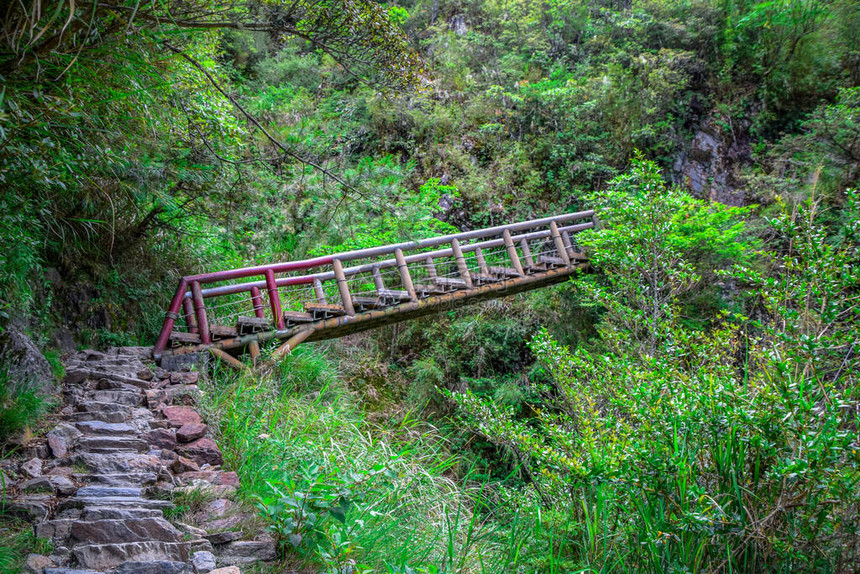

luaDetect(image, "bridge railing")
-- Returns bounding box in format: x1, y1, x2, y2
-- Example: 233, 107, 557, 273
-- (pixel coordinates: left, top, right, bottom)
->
153, 210, 595, 357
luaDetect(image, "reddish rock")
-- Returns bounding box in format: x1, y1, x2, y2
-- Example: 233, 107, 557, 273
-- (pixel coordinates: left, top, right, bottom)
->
172, 456, 200, 474
146, 428, 177, 450
145, 389, 167, 409
161, 406, 202, 428
178, 438, 223, 466
176, 423, 207, 443
137, 368, 154, 381
170, 372, 199, 384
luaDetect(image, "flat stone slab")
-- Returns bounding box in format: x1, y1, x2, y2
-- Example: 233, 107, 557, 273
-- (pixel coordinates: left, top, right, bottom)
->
75, 421, 137, 435
78, 436, 149, 453
74, 453, 161, 474
76, 485, 143, 497
72, 541, 188, 571
114, 561, 188, 574
69, 518, 182, 545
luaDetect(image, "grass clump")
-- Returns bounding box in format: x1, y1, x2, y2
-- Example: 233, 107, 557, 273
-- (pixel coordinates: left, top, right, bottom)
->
0, 369, 51, 445
0, 517, 52, 573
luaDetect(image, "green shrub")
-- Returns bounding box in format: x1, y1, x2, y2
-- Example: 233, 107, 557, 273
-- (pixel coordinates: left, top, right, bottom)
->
0, 370, 50, 444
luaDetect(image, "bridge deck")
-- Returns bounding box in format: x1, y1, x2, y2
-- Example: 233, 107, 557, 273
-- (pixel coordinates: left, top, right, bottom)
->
153, 210, 594, 362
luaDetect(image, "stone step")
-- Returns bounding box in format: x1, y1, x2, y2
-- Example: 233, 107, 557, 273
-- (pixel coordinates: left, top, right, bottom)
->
78, 436, 149, 453
84, 390, 143, 406
114, 561, 189, 574
66, 410, 130, 424
75, 421, 138, 436
45, 568, 107, 574
69, 517, 183, 545
81, 507, 164, 521
74, 452, 162, 474
77, 472, 159, 486
59, 496, 173, 513
77, 485, 144, 497
71, 541, 189, 571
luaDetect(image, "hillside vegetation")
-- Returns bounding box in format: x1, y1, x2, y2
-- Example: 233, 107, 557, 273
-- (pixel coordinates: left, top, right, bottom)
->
1, 0, 859, 571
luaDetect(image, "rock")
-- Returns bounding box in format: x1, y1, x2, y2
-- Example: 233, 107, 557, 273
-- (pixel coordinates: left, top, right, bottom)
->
22, 553, 52, 574
204, 499, 231, 517
20, 476, 54, 494
75, 421, 136, 436
208, 568, 241, 574
176, 523, 207, 538
36, 518, 76, 541
170, 372, 199, 385
146, 428, 177, 450
76, 485, 143, 497
45, 569, 106, 574
176, 424, 207, 443
137, 368, 154, 381
176, 471, 238, 487
6, 494, 52, 520
115, 562, 188, 574
71, 541, 188, 571
161, 406, 203, 428
204, 531, 241, 545
88, 390, 142, 406
74, 452, 161, 474
177, 438, 222, 466
22, 458, 43, 478
49, 475, 77, 496
172, 456, 200, 474
70, 518, 182, 545
219, 540, 276, 563
0, 327, 53, 393
191, 551, 217, 573
81, 507, 163, 521
77, 436, 149, 453
47, 424, 84, 458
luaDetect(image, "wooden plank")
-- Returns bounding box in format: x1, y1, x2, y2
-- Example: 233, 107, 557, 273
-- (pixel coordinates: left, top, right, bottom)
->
353, 296, 384, 309
237, 315, 271, 335
413, 284, 446, 297
304, 303, 346, 318
169, 331, 201, 344
210, 325, 238, 338
378, 289, 412, 301
488, 266, 521, 278
470, 272, 499, 284
284, 311, 315, 323
434, 277, 468, 289
537, 255, 566, 267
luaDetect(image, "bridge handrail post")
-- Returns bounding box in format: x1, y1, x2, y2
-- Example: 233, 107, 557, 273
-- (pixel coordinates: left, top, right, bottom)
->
182, 297, 198, 334
475, 248, 489, 274
265, 269, 286, 330
450, 239, 473, 288
395, 249, 418, 301
333, 258, 356, 316
313, 278, 328, 304
502, 229, 525, 276
519, 238, 534, 268
549, 221, 571, 266
191, 281, 211, 344
250, 286, 266, 319
425, 257, 438, 281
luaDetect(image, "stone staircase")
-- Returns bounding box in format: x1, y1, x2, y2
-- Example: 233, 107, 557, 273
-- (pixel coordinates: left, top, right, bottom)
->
4, 347, 274, 574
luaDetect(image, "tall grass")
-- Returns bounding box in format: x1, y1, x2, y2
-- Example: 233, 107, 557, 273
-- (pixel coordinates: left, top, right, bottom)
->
0, 368, 51, 445
201, 346, 522, 573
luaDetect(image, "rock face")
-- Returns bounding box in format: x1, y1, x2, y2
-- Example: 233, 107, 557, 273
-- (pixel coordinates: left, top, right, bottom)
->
672, 116, 753, 206
0, 326, 54, 393
5, 347, 271, 574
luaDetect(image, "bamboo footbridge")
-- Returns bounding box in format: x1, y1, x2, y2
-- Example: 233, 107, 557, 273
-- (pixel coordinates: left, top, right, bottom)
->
153, 210, 595, 364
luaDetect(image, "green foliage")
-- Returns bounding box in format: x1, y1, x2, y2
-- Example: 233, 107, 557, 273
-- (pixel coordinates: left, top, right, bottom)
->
449, 163, 859, 572
0, 517, 52, 574
0, 370, 51, 444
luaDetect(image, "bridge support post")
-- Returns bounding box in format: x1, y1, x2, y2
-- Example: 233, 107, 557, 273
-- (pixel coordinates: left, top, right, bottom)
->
550, 222, 571, 266
450, 239, 473, 288
395, 249, 418, 301
333, 258, 356, 316
191, 281, 211, 344
502, 229, 525, 276
265, 269, 285, 330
